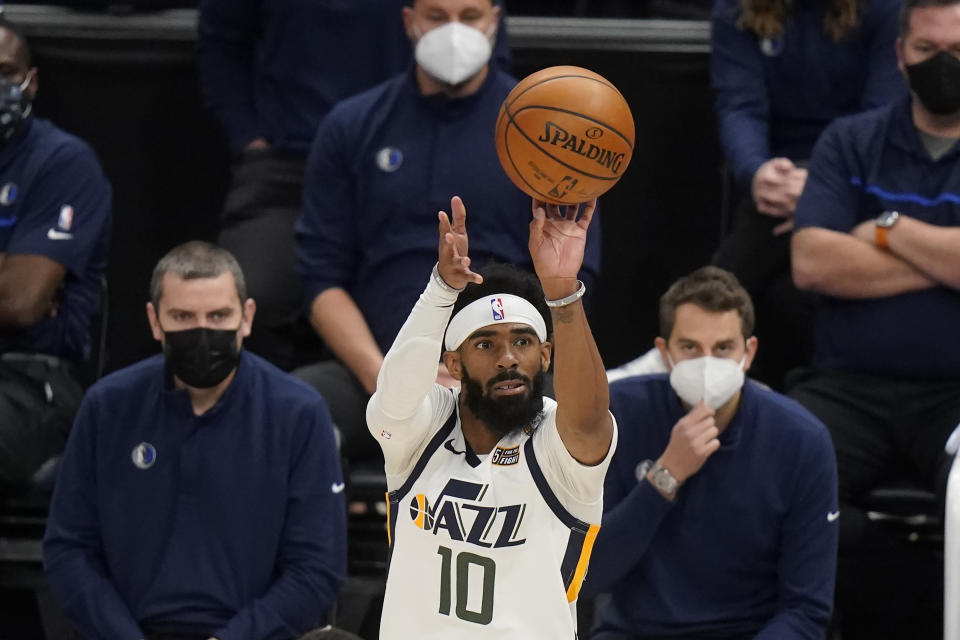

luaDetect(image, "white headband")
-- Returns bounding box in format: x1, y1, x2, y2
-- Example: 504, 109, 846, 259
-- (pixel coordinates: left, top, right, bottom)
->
445, 294, 548, 351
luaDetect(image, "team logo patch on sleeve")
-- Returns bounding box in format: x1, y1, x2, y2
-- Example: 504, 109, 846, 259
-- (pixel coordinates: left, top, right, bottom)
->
491, 445, 520, 466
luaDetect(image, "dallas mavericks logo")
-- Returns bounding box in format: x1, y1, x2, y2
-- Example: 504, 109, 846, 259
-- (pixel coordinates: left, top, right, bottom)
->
0, 183, 17, 206
490, 297, 505, 321
131, 442, 157, 469
375, 147, 403, 172
760, 35, 784, 57
409, 478, 527, 548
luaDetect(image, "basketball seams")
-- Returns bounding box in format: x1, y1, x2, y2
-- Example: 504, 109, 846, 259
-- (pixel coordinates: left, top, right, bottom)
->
499, 112, 559, 203
503, 74, 623, 113
511, 105, 634, 150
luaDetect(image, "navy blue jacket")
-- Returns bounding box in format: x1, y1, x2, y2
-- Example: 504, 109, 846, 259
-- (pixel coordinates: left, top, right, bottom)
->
711, 0, 904, 188
0, 118, 111, 361
794, 95, 960, 379
197, 0, 512, 154
295, 66, 602, 353
44, 351, 346, 640
586, 376, 837, 640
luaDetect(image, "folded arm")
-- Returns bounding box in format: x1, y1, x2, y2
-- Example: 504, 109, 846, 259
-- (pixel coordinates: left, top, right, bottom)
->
792, 227, 935, 298
866, 215, 960, 290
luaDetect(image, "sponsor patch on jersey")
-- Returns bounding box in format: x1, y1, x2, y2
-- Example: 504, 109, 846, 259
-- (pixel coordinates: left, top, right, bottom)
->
380, 429, 393, 440
375, 147, 403, 172
131, 442, 157, 470
0, 182, 17, 206
491, 445, 520, 466
57, 204, 74, 231
490, 297, 505, 321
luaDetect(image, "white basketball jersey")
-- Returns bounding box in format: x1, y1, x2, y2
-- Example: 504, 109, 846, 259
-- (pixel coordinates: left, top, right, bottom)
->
379, 409, 599, 639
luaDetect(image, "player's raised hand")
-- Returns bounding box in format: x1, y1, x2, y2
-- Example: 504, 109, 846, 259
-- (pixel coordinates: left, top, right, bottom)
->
437, 196, 483, 290
529, 198, 595, 297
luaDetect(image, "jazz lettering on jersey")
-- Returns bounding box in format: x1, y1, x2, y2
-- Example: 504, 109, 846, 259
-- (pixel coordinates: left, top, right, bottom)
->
409, 478, 527, 548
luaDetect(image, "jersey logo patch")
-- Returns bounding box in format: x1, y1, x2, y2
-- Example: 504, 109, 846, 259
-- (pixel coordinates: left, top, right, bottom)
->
375, 147, 403, 172
0, 183, 17, 206
444, 438, 466, 455
409, 478, 527, 548
131, 442, 157, 470
760, 35, 784, 57
57, 204, 74, 231
491, 445, 520, 466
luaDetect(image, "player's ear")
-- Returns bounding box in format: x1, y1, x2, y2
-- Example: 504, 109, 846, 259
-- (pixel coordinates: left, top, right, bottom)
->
539, 340, 552, 373
443, 351, 463, 380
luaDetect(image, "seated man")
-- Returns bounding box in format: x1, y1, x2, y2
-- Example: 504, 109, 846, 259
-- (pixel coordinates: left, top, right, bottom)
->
367, 196, 615, 638
294, 0, 601, 464
43, 242, 346, 640
790, 0, 960, 631
0, 17, 111, 488
585, 266, 837, 640
197, 0, 511, 371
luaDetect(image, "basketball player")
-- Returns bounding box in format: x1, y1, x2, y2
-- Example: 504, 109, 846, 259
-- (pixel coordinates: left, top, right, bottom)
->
367, 195, 616, 638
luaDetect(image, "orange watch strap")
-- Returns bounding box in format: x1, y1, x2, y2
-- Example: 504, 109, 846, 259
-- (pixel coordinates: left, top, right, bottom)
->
876, 224, 889, 250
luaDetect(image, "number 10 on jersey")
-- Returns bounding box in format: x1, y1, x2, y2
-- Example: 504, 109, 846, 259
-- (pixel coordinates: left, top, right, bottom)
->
437, 545, 496, 625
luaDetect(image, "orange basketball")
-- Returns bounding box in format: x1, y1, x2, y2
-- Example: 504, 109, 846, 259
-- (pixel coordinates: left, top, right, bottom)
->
495, 66, 635, 205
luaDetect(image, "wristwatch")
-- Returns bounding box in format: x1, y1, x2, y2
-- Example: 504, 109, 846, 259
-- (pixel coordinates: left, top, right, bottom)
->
875, 210, 900, 250
637, 459, 681, 496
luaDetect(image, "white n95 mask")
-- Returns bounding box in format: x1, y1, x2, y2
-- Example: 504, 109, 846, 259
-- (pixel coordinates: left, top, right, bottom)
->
668, 356, 746, 410
414, 21, 494, 86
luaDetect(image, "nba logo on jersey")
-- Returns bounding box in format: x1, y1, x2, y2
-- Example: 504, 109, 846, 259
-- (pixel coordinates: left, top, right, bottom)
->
490, 297, 505, 321
57, 205, 74, 231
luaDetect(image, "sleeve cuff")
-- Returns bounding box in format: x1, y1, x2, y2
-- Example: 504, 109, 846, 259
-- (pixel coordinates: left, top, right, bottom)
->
424, 264, 462, 307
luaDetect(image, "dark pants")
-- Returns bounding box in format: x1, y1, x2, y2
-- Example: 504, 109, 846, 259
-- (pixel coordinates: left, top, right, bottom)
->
713, 197, 815, 391
0, 355, 83, 488
788, 368, 958, 639
218, 150, 323, 372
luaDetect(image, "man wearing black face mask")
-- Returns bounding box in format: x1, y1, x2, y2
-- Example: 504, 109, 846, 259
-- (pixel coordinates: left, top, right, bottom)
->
44, 242, 347, 640
790, 0, 960, 635
0, 17, 111, 489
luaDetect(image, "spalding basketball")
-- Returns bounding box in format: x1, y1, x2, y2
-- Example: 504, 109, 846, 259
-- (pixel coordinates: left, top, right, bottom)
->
495, 66, 635, 205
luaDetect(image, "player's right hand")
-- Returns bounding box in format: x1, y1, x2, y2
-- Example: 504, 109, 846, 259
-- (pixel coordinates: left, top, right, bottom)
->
657, 400, 720, 484
437, 196, 483, 290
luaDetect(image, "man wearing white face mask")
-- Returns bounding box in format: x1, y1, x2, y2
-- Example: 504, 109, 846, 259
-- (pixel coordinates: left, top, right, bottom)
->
294, 0, 602, 466
582, 266, 838, 640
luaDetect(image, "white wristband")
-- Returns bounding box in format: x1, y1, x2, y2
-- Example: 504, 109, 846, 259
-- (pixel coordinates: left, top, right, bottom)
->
544, 280, 586, 308
431, 263, 465, 295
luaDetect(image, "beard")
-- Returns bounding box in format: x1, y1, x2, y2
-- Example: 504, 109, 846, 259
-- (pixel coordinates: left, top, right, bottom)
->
461, 365, 545, 438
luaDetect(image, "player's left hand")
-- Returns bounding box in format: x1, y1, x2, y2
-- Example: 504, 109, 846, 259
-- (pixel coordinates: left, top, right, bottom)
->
529, 198, 595, 299
437, 196, 483, 289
